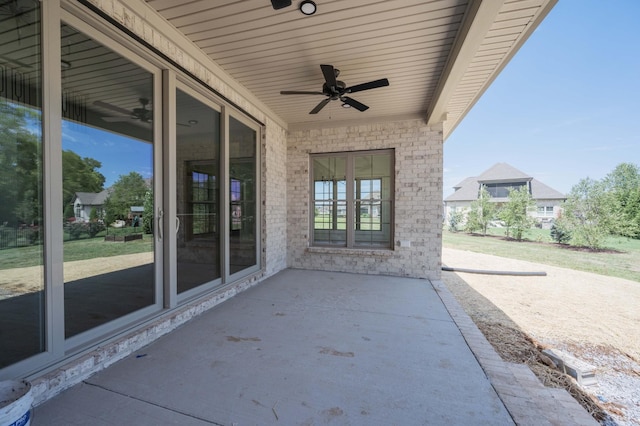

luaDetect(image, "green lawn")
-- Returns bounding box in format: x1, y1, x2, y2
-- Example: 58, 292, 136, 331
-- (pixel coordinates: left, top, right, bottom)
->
4, 224, 638, 283
0, 237, 153, 270
314, 214, 381, 230
443, 229, 640, 283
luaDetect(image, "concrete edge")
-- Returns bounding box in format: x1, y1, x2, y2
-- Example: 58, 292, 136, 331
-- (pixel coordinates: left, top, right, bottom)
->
430, 279, 599, 426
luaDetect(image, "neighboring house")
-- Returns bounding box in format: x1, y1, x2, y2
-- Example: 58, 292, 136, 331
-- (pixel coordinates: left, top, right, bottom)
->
71, 190, 110, 222
444, 163, 566, 227
72, 190, 145, 224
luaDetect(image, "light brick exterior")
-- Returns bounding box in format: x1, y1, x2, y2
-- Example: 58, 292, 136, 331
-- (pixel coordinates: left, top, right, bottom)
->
263, 118, 288, 276
287, 119, 444, 279
22, 0, 445, 402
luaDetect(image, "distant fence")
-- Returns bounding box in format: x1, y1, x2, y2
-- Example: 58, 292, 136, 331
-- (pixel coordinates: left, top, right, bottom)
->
0, 227, 40, 250
0, 223, 147, 250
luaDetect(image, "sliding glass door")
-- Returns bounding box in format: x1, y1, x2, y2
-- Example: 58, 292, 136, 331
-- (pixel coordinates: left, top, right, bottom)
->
175, 88, 221, 294
60, 20, 161, 341
0, 0, 45, 369
228, 116, 258, 276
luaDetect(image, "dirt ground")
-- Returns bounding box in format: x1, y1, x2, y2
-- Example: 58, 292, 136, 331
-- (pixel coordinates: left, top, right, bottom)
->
0, 252, 153, 298
442, 247, 640, 426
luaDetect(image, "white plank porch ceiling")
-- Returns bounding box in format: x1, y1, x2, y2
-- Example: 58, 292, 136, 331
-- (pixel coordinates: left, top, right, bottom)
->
143, 0, 555, 135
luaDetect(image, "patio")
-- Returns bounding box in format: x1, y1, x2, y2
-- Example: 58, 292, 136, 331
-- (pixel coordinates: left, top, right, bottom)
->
30, 269, 595, 425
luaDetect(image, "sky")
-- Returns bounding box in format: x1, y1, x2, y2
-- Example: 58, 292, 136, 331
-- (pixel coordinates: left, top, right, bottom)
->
62, 120, 153, 188
444, 1, 640, 197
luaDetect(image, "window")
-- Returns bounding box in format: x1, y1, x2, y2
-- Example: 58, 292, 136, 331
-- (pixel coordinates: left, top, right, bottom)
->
537, 206, 554, 217
187, 162, 217, 237
311, 150, 393, 248
483, 182, 527, 198
230, 178, 242, 231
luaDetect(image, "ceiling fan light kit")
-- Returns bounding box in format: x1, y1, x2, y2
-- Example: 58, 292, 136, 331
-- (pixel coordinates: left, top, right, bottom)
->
299, 1, 316, 15
280, 64, 389, 114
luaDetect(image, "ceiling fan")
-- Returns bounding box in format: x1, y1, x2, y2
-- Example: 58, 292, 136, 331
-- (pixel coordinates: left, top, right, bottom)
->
95, 98, 192, 127
95, 98, 153, 124
280, 64, 389, 114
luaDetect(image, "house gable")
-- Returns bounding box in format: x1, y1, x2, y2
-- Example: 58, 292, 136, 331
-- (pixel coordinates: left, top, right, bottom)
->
445, 163, 565, 204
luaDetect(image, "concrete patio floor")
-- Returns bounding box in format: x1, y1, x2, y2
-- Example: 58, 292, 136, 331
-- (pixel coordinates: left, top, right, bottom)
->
31, 269, 595, 425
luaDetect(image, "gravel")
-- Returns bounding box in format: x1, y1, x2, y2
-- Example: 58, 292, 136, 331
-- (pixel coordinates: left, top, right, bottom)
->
441, 247, 640, 425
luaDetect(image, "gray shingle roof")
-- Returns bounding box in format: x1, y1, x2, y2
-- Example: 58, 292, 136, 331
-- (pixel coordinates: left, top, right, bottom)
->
446, 177, 480, 201
74, 189, 110, 205
477, 162, 531, 183
530, 179, 565, 200
445, 163, 565, 202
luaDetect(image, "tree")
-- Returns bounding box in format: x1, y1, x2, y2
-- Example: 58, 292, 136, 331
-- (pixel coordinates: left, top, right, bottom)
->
0, 103, 42, 226
559, 177, 617, 250
464, 187, 496, 235
64, 203, 75, 221
89, 207, 99, 222
143, 190, 154, 234
603, 163, 640, 238
550, 219, 571, 244
498, 186, 536, 241
62, 150, 105, 210
103, 172, 149, 225
447, 209, 464, 232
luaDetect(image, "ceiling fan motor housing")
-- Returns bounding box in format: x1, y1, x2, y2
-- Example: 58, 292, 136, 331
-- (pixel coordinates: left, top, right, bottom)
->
323, 81, 346, 99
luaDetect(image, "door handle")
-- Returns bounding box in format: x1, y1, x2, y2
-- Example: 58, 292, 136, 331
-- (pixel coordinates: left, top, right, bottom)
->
157, 208, 164, 240
176, 217, 180, 234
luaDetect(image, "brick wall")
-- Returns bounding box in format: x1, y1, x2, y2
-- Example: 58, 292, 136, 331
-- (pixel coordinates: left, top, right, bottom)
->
263, 118, 288, 276
287, 119, 444, 279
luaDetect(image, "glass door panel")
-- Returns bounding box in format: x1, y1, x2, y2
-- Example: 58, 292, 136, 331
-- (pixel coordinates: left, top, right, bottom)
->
61, 23, 156, 338
228, 117, 257, 275
0, 0, 45, 368
176, 89, 221, 293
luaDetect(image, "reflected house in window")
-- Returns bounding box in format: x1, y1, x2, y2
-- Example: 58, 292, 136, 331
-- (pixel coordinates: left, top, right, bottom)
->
444, 163, 566, 228
71, 190, 109, 222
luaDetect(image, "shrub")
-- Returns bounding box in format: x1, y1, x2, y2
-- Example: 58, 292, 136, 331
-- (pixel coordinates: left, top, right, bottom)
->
87, 221, 106, 238
65, 222, 85, 240
447, 210, 464, 232
550, 222, 571, 244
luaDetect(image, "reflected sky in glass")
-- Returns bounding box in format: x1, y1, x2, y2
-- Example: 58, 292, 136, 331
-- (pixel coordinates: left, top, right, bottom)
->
62, 120, 153, 187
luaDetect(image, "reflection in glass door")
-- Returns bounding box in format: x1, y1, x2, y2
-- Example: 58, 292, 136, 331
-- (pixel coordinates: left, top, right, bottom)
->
176, 89, 221, 293
61, 23, 156, 338
0, 0, 45, 368
229, 117, 257, 275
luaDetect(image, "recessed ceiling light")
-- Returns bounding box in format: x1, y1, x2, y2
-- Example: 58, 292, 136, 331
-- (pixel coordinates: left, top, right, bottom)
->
299, 0, 316, 15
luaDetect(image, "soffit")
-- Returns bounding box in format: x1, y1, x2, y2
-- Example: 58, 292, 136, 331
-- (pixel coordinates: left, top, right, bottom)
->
143, 0, 556, 138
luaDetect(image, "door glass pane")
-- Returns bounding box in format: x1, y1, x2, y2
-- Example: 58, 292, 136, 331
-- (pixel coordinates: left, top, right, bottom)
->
61, 24, 155, 338
354, 153, 392, 247
313, 156, 346, 246
0, 0, 44, 368
176, 89, 220, 292
229, 117, 256, 274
